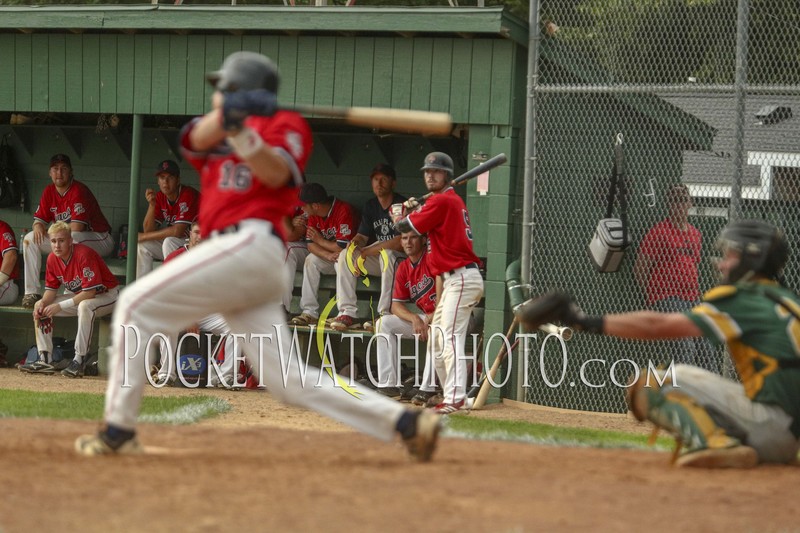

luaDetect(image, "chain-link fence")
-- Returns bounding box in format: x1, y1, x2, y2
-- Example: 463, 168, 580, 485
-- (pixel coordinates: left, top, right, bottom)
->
524, 0, 800, 413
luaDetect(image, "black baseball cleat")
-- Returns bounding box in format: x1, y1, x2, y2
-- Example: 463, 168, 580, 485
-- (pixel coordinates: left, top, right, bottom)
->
61, 359, 85, 379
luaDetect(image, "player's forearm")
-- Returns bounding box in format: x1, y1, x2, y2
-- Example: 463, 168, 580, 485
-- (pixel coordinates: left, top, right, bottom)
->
58, 289, 96, 311
1, 250, 17, 277
351, 234, 369, 248
603, 311, 702, 339
313, 239, 341, 254
308, 241, 338, 257
139, 224, 186, 243
40, 289, 58, 308
363, 236, 401, 255
142, 207, 158, 233
189, 110, 228, 152
235, 143, 292, 189
391, 302, 418, 323
285, 224, 306, 242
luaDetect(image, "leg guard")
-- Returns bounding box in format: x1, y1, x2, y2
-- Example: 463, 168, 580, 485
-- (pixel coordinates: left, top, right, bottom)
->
627, 373, 758, 468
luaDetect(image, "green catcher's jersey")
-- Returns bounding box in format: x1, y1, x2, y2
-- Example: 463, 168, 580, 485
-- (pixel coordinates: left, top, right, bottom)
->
686, 280, 800, 436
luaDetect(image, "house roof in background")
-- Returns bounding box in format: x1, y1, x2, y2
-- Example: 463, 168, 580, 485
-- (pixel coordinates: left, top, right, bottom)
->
662, 93, 800, 192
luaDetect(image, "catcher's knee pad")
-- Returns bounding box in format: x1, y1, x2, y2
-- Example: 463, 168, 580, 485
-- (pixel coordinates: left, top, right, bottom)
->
642, 388, 740, 453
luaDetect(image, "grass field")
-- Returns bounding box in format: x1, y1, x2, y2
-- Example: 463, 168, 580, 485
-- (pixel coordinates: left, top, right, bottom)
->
0, 388, 671, 449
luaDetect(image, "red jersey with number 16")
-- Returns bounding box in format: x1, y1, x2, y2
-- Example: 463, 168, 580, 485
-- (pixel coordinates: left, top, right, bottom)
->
180, 111, 313, 240
405, 188, 480, 276
45, 243, 119, 294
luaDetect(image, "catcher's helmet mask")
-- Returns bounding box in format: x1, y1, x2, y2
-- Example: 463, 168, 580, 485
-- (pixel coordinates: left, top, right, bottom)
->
420, 152, 454, 177
207, 51, 280, 94
716, 219, 788, 283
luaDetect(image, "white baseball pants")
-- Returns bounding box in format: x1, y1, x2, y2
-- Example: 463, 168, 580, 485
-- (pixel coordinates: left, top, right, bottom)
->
136, 237, 185, 278
157, 313, 240, 387
0, 279, 18, 305
335, 250, 401, 319
35, 288, 119, 359
283, 243, 308, 312
24, 230, 115, 295
666, 364, 799, 463
371, 313, 432, 388
300, 253, 336, 318
431, 268, 483, 405
103, 220, 406, 440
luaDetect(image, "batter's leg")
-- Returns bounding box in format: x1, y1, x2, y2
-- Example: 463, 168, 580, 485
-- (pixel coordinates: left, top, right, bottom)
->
224, 303, 407, 441
436, 271, 483, 406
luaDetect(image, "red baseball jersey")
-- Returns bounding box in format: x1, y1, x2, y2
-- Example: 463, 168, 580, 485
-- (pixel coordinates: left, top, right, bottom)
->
306, 198, 359, 248
0, 219, 19, 280
639, 219, 702, 306
33, 180, 111, 233
405, 188, 480, 276
164, 244, 189, 263
45, 243, 119, 294
393, 251, 437, 315
154, 185, 201, 237
181, 111, 313, 240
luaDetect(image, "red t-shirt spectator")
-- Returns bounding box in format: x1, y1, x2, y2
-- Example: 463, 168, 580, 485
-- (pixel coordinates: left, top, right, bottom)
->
638, 219, 702, 306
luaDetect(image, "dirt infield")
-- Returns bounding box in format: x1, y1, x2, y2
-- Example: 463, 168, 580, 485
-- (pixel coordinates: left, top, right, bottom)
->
1, 368, 798, 532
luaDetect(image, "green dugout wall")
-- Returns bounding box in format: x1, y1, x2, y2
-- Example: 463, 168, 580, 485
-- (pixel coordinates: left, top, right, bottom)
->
0, 6, 528, 379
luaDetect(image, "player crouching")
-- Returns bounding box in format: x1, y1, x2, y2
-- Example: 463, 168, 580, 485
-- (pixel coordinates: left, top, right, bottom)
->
515, 220, 800, 468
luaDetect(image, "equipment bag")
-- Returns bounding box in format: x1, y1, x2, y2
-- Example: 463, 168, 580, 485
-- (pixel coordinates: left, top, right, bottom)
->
588, 133, 630, 273
21, 337, 75, 365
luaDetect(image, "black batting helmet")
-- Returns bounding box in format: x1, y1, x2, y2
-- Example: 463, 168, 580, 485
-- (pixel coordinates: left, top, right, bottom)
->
420, 152, 454, 176
206, 51, 280, 93
716, 219, 788, 283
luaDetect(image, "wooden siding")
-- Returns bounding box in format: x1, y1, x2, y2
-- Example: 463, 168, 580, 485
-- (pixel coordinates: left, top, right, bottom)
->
0, 34, 516, 126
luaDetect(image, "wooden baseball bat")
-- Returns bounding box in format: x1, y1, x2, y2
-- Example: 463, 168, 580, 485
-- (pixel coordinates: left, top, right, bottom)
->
472, 316, 519, 410
406, 153, 507, 208
283, 104, 452, 136
470, 320, 572, 409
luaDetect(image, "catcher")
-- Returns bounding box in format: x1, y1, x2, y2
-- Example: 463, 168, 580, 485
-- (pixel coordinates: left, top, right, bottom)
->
516, 219, 800, 468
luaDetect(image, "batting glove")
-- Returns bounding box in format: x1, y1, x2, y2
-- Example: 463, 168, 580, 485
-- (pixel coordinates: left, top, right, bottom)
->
37, 316, 53, 335
222, 89, 278, 131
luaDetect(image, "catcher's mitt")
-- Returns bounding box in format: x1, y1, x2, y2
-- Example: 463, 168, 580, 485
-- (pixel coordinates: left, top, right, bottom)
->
514, 290, 603, 334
